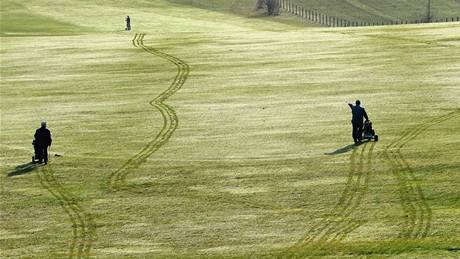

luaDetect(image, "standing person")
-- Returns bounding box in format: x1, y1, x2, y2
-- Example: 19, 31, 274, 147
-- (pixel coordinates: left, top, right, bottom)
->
348, 100, 369, 144
34, 121, 52, 164
126, 16, 131, 31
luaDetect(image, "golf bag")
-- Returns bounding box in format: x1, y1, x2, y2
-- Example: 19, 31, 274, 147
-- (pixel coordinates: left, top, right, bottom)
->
363, 120, 378, 141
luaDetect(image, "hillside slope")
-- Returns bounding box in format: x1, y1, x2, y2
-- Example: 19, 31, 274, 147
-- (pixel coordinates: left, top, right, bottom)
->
2, 0, 460, 258
170, 0, 460, 23
288, 0, 460, 23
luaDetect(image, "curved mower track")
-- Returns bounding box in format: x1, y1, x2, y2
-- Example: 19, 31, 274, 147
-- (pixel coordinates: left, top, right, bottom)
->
294, 141, 376, 250
37, 165, 95, 258
108, 33, 189, 192
383, 110, 460, 239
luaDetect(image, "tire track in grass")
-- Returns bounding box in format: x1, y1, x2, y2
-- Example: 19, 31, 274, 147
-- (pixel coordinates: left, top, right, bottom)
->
108, 33, 189, 192
294, 141, 375, 250
37, 165, 95, 258
383, 110, 460, 238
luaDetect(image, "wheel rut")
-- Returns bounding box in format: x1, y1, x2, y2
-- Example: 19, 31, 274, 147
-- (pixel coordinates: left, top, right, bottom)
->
294, 141, 376, 250
108, 33, 189, 192
37, 165, 95, 258
383, 110, 460, 238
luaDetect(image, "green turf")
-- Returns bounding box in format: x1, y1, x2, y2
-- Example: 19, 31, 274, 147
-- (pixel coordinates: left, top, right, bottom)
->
1, 0, 460, 258
285, 0, 460, 23
0, 0, 92, 36
171, 0, 460, 24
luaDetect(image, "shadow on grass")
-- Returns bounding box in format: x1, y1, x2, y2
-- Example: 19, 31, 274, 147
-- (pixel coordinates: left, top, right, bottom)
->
7, 162, 42, 177
325, 143, 359, 155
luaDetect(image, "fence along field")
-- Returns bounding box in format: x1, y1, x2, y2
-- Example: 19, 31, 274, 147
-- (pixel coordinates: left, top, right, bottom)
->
263, 0, 460, 27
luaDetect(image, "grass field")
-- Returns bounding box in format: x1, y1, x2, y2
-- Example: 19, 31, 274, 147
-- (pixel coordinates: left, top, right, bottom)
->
1, 0, 460, 258
285, 0, 460, 22
168, 0, 460, 23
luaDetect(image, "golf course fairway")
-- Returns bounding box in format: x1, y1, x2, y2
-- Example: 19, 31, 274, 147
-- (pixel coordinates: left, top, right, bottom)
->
1, 0, 460, 258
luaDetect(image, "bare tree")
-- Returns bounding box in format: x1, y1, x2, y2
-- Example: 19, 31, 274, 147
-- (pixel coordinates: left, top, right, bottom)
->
256, 0, 279, 15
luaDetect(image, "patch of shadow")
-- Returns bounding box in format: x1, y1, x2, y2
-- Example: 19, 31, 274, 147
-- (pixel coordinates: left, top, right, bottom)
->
447, 247, 460, 251
325, 143, 359, 155
7, 163, 41, 177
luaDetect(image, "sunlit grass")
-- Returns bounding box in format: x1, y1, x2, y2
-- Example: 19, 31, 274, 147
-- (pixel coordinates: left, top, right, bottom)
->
1, 0, 460, 258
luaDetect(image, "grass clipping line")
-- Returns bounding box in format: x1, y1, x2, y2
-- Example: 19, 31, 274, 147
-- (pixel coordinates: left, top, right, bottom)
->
292, 141, 375, 253
108, 33, 190, 192
290, 109, 459, 256
383, 109, 460, 239
36, 165, 96, 259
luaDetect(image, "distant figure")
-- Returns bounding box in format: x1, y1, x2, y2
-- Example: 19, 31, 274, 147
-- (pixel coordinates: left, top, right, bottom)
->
348, 100, 369, 144
125, 16, 131, 31
34, 121, 52, 164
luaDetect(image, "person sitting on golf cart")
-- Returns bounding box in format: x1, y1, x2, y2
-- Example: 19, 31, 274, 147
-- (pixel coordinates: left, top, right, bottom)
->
34, 121, 52, 164
348, 100, 369, 144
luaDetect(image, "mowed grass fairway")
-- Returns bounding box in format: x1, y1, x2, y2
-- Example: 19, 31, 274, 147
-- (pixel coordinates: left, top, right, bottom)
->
1, 1, 460, 258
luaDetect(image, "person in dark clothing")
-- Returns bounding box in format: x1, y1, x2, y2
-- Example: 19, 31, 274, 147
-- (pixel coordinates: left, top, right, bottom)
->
126, 16, 131, 31
348, 100, 369, 144
34, 121, 52, 164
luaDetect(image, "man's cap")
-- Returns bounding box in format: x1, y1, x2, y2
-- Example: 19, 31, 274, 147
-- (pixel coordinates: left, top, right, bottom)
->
41, 121, 47, 127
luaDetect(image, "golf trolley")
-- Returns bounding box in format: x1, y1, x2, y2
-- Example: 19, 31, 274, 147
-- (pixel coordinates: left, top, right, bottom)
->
31, 140, 47, 164
362, 120, 378, 142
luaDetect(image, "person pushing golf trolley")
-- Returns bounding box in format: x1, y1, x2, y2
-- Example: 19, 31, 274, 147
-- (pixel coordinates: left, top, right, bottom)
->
32, 121, 52, 164
348, 100, 378, 144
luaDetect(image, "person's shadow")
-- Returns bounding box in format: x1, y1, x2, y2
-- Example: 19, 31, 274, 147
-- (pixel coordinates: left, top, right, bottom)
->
325, 143, 360, 155
7, 163, 41, 177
